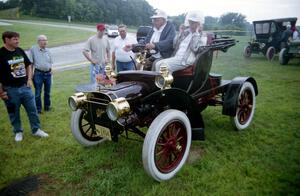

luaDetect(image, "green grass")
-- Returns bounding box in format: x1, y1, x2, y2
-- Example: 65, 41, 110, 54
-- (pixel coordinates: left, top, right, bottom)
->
0, 22, 95, 49
0, 36, 300, 195
0, 8, 20, 19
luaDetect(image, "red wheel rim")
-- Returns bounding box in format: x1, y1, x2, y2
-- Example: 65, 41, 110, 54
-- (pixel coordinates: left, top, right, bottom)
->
268, 48, 275, 59
154, 120, 187, 173
237, 89, 253, 125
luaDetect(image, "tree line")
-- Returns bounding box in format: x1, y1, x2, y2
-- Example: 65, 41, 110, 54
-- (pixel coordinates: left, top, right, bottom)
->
1, 0, 250, 31
1, 0, 154, 26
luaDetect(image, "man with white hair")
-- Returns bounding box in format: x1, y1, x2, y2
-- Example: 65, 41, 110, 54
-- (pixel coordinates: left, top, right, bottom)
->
144, 9, 176, 60
29, 34, 53, 114
155, 11, 206, 73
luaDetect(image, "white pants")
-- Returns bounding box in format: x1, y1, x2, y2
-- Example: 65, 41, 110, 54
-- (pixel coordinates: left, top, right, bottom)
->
155, 56, 187, 73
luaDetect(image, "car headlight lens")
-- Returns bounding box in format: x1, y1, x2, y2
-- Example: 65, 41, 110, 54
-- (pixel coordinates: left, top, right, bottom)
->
68, 92, 87, 111
155, 64, 173, 89
155, 75, 165, 89
106, 97, 130, 121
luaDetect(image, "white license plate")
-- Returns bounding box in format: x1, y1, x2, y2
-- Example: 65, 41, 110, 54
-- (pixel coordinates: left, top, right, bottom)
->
95, 125, 112, 140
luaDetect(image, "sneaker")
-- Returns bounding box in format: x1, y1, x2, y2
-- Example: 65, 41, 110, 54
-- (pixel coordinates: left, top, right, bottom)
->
15, 132, 23, 142
33, 129, 49, 138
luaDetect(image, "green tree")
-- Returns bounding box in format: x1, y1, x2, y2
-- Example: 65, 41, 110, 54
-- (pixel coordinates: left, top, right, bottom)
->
219, 12, 247, 29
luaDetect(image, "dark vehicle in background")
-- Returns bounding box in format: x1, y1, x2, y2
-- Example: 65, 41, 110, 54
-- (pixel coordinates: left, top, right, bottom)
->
68, 37, 258, 182
279, 40, 300, 65
136, 26, 152, 43
244, 17, 298, 60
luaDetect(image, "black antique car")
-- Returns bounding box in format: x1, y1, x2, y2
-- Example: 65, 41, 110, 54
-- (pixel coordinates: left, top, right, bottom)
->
279, 39, 300, 65
244, 17, 297, 60
68, 38, 258, 182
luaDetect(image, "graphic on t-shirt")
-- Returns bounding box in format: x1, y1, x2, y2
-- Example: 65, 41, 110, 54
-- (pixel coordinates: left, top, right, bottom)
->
8, 56, 26, 78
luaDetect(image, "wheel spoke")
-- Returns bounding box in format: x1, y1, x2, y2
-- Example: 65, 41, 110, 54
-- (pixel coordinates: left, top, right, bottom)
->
157, 142, 167, 146
84, 126, 92, 134
176, 136, 183, 142
82, 122, 90, 127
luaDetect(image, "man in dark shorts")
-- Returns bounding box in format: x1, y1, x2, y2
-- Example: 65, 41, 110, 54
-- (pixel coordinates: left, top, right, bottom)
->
0, 31, 49, 142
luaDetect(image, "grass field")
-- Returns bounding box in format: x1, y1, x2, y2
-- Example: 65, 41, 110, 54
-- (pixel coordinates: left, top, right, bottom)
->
0, 36, 299, 195
0, 21, 95, 49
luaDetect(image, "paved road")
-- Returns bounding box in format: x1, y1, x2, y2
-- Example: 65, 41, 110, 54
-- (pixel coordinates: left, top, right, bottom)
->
0, 19, 137, 71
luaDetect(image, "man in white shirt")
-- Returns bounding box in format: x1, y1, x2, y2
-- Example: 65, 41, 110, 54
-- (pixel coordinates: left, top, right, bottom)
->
155, 11, 206, 73
112, 24, 137, 72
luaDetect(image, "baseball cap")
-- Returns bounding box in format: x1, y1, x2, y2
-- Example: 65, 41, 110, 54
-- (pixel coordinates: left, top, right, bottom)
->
96, 23, 106, 31
151, 9, 167, 19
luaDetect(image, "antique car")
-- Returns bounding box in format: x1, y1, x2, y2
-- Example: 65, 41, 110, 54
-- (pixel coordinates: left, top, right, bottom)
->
279, 39, 300, 65
244, 17, 297, 60
68, 37, 258, 182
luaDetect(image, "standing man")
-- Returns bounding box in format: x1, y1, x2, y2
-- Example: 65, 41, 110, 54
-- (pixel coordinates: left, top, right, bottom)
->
29, 35, 53, 114
144, 9, 176, 60
112, 24, 137, 72
0, 31, 49, 142
83, 23, 110, 83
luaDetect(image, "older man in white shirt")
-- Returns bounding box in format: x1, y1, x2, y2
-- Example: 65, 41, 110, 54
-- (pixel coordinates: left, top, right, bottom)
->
112, 24, 137, 72
155, 11, 206, 73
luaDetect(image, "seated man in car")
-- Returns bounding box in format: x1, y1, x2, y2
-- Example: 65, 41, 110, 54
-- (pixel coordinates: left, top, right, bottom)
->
154, 11, 206, 73
143, 9, 176, 61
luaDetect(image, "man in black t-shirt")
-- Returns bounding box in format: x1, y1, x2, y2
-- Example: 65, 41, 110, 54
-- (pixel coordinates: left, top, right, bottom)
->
0, 31, 49, 142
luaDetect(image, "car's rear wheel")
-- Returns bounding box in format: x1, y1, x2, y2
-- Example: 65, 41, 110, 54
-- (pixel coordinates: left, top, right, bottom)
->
142, 109, 191, 181
71, 109, 107, 146
231, 82, 256, 130
279, 48, 289, 65
266, 46, 275, 61
243, 45, 252, 58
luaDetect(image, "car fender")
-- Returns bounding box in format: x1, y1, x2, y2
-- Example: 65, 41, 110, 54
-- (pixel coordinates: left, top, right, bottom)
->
222, 77, 258, 116
142, 88, 203, 128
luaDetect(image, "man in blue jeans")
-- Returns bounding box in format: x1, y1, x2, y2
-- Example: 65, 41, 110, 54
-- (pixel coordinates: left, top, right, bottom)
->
29, 35, 53, 113
0, 31, 49, 142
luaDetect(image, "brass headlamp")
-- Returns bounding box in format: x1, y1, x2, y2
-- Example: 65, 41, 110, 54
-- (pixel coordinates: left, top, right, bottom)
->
155, 64, 173, 89
68, 92, 87, 111
106, 97, 131, 121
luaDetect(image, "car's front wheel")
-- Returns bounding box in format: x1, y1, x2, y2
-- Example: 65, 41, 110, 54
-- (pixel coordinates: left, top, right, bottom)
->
142, 109, 191, 181
266, 46, 276, 61
231, 82, 256, 130
279, 48, 289, 65
71, 109, 107, 146
243, 45, 252, 58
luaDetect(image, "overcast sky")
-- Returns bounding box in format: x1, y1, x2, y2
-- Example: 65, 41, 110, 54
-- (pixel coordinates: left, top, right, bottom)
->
146, 0, 300, 25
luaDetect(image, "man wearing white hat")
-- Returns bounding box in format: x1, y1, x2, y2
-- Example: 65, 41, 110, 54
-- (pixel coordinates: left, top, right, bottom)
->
144, 9, 176, 60
155, 11, 206, 73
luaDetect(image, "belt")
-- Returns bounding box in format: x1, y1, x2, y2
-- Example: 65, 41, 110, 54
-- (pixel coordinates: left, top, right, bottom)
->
116, 60, 133, 63
35, 68, 52, 73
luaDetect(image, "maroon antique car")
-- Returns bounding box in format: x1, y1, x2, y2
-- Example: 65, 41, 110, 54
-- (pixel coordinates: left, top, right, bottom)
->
68, 37, 258, 181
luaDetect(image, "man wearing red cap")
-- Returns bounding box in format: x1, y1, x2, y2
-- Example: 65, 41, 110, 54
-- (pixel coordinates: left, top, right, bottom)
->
83, 23, 110, 83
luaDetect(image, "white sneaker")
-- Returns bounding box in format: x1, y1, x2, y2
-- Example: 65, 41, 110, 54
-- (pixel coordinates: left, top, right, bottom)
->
33, 129, 49, 138
15, 132, 23, 142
